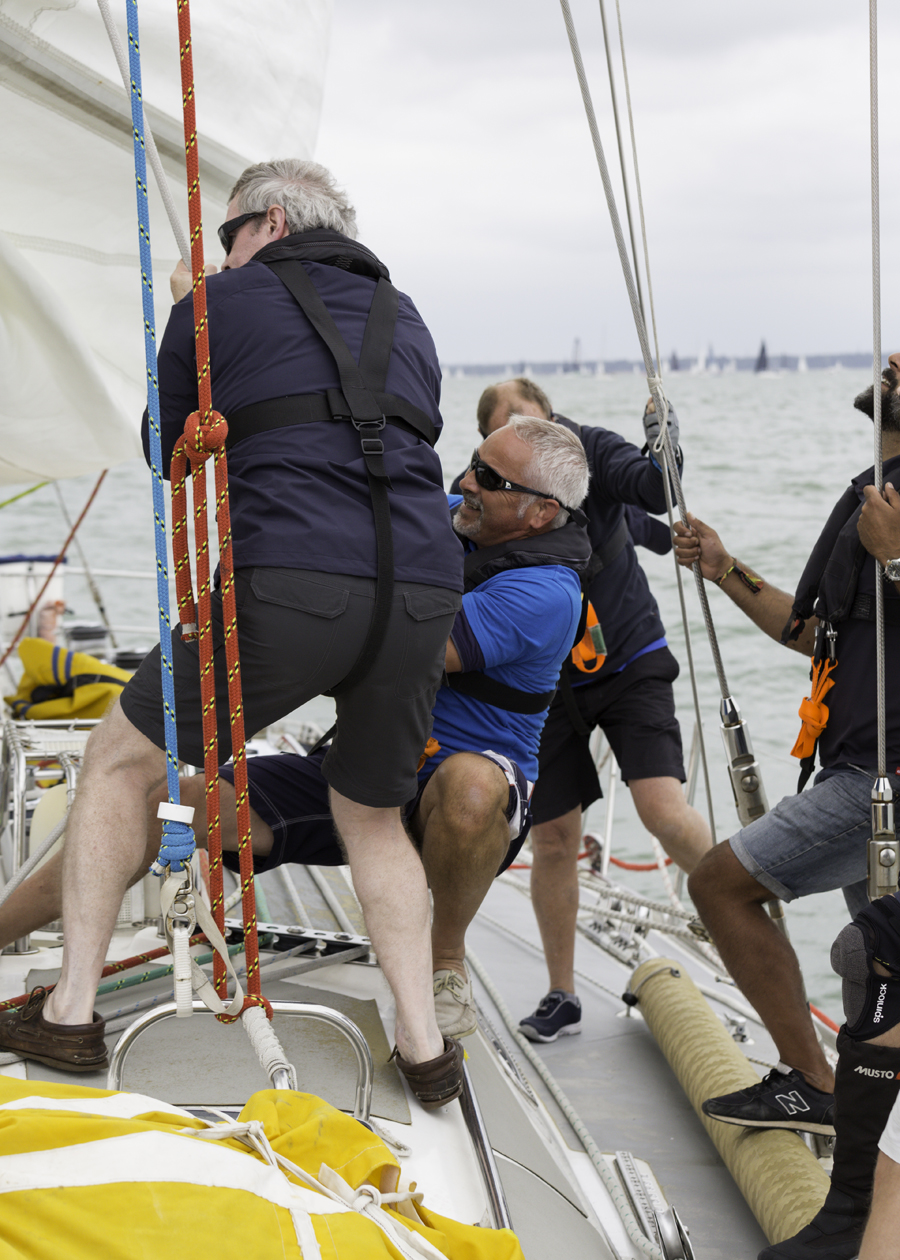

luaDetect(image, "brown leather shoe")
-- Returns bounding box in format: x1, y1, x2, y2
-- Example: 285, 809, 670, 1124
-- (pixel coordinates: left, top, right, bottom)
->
390, 1037, 464, 1110
0, 987, 108, 1073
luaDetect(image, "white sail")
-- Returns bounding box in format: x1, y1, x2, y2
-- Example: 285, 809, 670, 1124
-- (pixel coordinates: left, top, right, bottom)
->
0, 0, 330, 486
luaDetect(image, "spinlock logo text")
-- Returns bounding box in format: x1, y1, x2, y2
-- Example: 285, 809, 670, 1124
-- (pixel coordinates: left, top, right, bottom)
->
873, 982, 888, 1024
854, 1065, 900, 1079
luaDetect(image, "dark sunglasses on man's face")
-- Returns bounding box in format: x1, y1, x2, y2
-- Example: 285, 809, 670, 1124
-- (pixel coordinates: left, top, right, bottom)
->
217, 210, 266, 255
468, 451, 553, 500
467, 450, 588, 527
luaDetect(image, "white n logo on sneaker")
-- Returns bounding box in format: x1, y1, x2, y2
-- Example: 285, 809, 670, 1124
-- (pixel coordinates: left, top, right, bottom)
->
775, 1090, 810, 1115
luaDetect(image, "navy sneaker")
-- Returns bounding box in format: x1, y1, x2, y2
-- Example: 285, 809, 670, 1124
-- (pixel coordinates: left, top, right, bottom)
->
702, 1066, 835, 1135
519, 990, 582, 1042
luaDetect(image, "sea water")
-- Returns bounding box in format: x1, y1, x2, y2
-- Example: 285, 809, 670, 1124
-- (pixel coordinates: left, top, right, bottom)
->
0, 367, 883, 1010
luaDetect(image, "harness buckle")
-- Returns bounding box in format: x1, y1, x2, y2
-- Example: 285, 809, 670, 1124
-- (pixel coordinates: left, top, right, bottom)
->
352, 415, 386, 433
360, 437, 385, 457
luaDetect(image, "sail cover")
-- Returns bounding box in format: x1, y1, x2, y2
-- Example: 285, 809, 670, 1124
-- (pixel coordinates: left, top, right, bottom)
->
0, 0, 330, 486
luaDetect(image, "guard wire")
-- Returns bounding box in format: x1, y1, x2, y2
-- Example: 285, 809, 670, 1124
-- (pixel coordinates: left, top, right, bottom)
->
869, 0, 886, 781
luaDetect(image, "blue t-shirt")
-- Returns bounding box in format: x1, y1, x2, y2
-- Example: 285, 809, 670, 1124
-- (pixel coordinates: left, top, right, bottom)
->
423, 499, 581, 782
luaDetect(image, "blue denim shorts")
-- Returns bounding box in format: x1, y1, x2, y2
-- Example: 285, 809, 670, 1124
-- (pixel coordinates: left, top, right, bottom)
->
730, 766, 900, 919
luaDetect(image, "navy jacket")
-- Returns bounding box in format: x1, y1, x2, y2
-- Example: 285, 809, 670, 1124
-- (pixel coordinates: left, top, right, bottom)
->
555, 416, 670, 673
143, 235, 463, 592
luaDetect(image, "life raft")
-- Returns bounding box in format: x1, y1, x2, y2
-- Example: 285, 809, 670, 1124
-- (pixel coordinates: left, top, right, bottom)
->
3, 637, 132, 721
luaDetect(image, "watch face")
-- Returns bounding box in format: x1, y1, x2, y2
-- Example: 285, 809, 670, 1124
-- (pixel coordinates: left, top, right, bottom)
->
886, 559, 900, 581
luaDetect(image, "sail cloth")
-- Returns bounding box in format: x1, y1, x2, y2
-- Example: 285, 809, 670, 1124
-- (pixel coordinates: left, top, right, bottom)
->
0, 1076, 526, 1260
0, 0, 329, 486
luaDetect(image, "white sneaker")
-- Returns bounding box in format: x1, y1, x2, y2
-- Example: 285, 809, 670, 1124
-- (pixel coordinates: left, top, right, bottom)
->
433, 967, 477, 1038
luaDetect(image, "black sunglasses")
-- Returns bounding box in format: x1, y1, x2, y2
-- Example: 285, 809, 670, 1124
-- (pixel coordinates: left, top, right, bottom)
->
217, 210, 266, 255
468, 451, 587, 525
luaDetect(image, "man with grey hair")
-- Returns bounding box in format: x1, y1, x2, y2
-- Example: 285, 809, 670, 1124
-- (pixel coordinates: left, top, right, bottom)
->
455, 377, 711, 1043
0, 159, 469, 1109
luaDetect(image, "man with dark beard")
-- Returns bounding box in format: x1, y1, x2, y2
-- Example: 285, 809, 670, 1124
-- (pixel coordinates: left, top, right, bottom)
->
671, 354, 900, 1260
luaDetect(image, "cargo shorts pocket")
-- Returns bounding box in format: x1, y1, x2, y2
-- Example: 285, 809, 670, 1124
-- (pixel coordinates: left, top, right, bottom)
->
249, 569, 351, 678
394, 587, 461, 699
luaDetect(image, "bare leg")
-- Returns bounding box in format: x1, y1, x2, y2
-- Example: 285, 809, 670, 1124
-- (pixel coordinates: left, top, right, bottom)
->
859, 1152, 900, 1260
409, 753, 510, 976
529, 805, 582, 994
628, 775, 711, 873
330, 786, 444, 1065
0, 768, 273, 979
43, 701, 168, 1026
688, 841, 834, 1093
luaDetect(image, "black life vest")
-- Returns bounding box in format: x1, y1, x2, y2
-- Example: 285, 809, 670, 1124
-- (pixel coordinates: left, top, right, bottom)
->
224, 232, 437, 696
444, 519, 592, 713
782, 456, 900, 649
783, 456, 900, 790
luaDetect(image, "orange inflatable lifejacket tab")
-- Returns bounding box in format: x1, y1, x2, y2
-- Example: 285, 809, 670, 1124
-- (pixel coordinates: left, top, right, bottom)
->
417, 736, 441, 772
571, 601, 607, 674
790, 656, 838, 760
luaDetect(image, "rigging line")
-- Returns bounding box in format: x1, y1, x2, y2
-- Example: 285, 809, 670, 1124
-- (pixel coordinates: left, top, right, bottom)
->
612, 0, 661, 378
660, 445, 717, 841
95, 0, 191, 268
0, 482, 49, 511
597, 0, 645, 327
559, 0, 732, 699
53, 483, 118, 649
0, 471, 108, 672
869, 0, 886, 780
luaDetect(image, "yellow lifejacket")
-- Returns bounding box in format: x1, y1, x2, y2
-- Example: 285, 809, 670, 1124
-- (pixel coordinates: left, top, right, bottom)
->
3, 637, 132, 721
0, 1076, 525, 1260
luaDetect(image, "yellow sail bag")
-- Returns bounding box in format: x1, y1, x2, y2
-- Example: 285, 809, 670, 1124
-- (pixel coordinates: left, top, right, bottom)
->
0, 1076, 525, 1260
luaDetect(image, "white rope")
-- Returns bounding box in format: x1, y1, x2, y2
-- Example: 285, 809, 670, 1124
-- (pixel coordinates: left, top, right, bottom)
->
241, 1004, 298, 1090
558, 0, 723, 851
0, 816, 66, 908
612, 0, 661, 375
95, 0, 191, 267
467, 948, 664, 1260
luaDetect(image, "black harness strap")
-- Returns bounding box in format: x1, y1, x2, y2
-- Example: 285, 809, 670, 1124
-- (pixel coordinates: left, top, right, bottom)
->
263, 260, 402, 694
445, 671, 555, 714
224, 391, 434, 453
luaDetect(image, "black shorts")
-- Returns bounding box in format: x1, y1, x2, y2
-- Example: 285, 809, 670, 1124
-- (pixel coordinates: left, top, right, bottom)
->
120, 567, 459, 808
219, 747, 530, 877
529, 645, 685, 826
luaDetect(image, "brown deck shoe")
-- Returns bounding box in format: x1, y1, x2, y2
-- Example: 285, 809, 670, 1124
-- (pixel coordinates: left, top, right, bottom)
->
390, 1036, 464, 1110
0, 986, 108, 1073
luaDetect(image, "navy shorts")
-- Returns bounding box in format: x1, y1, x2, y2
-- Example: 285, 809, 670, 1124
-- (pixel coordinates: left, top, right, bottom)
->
219, 747, 531, 877
120, 567, 459, 808
529, 646, 686, 826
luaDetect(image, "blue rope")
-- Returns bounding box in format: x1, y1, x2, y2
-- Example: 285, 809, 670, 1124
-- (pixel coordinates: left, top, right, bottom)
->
125, 0, 194, 873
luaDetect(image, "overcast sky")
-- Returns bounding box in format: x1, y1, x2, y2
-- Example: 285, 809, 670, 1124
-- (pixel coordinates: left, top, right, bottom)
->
314, 0, 900, 365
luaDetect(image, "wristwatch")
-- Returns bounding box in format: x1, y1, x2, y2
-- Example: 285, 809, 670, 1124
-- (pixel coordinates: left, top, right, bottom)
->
885, 558, 900, 581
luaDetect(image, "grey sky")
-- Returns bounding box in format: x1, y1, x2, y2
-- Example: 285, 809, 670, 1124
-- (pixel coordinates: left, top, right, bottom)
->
315, 1, 900, 364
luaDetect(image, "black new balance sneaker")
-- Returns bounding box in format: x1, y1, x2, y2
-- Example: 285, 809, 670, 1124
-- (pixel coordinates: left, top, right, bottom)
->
519, 990, 582, 1042
702, 1066, 835, 1135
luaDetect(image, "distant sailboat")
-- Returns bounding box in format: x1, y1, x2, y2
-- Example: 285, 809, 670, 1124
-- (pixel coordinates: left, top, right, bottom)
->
669, 350, 679, 372
563, 337, 581, 373
797, 355, 808, 373
754, 341, 768, 373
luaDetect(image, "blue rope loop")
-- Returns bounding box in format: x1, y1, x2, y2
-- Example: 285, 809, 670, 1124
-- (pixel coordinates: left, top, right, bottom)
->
125, 0, 194, 872
150, 820, 197, 876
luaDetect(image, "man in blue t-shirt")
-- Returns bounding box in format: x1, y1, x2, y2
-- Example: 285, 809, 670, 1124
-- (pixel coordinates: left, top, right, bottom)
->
0, 418, 589, 1063
455, 377, 711, 1043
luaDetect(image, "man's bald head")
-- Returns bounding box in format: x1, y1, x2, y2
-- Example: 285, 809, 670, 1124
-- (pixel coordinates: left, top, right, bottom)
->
476, 377, 553, 437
